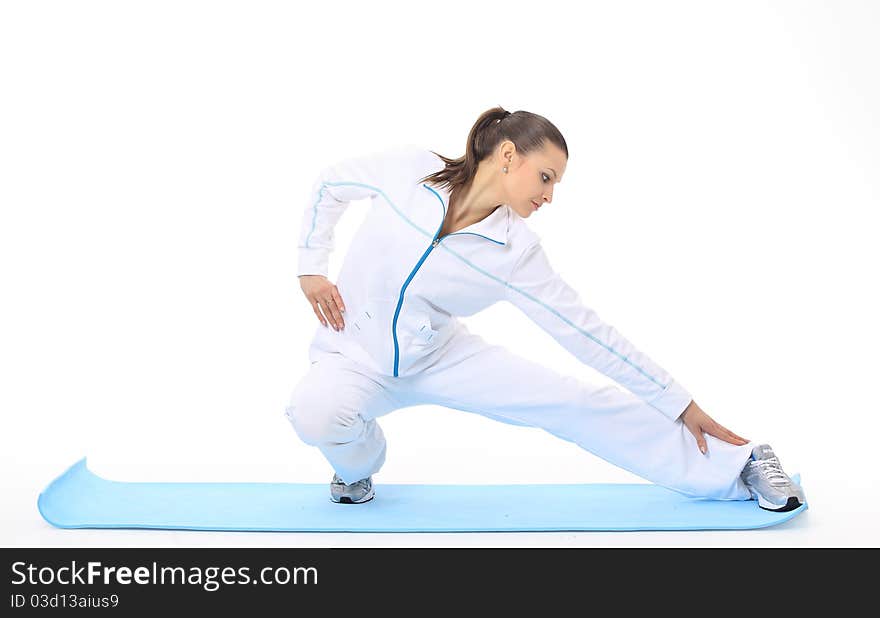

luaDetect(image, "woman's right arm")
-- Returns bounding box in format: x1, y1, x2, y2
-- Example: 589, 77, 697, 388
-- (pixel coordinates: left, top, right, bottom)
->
297, 144, 416, 278
297, 144, 417, 329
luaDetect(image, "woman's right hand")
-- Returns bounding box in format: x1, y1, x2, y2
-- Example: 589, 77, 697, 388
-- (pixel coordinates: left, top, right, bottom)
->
299, 275, 346, 331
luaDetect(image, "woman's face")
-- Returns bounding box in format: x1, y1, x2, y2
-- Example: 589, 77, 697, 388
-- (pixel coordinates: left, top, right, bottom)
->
500, 141, 567, 218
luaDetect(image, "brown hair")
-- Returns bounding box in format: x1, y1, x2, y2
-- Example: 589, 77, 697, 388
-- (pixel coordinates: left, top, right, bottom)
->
418, 105, 569, 200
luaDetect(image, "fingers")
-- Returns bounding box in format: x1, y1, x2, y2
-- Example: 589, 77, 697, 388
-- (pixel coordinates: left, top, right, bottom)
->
316, 296, 344, 331
331, 288, 346, 315
683, 421, 707, 455
309, 295, 333, 329
326, 288, 346, 330
310, 301, 328, 328
690, 422, 750, 456
322, 296, 344, 331
691, 429, 708, 455
303, 281, 346, 331
709, 423, 750, 446
315, 298, 335, 330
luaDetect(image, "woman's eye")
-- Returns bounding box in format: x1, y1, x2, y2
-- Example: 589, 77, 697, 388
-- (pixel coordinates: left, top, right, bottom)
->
542, 174, 550, 182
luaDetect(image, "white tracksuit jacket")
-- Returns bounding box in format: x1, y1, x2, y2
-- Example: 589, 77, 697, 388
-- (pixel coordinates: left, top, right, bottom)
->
296, 144, 693, 423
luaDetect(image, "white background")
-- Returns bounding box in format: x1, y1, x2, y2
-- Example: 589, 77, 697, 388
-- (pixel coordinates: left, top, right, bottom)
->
2, 0, 878, 547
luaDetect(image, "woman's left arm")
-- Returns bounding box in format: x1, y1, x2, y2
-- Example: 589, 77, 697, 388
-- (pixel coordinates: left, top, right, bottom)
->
503, 240, 693, 422
503, 241, 749, 451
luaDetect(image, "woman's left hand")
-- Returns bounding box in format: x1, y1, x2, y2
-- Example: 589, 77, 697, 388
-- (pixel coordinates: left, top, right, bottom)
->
679, 400, 750, 455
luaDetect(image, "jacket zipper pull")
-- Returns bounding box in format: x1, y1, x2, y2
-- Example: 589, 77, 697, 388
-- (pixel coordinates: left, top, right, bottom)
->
432, 238, 440, 247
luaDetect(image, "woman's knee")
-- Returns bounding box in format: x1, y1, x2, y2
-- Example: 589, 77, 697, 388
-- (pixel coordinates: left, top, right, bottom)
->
284, 397, 363, 446
284, 359, 395, 445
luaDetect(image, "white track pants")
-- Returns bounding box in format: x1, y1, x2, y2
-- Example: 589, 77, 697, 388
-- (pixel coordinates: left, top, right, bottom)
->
285, 327, 754, 500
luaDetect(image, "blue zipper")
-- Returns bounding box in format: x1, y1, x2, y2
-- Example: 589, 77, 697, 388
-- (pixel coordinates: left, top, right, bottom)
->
390, 184, 502, 376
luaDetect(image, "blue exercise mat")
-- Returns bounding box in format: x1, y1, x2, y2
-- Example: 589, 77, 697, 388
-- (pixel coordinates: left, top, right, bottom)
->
38, 457, 807, 532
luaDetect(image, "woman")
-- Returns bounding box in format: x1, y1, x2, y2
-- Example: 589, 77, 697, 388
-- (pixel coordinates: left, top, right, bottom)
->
285, 106, 805, 512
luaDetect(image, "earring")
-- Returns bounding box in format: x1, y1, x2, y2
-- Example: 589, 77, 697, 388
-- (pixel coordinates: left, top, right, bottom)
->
502, 167, 508, 173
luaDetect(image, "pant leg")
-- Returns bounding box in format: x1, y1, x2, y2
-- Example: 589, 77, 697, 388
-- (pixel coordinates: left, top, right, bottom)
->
284, 350, 400, 484
399, 330, 754, 500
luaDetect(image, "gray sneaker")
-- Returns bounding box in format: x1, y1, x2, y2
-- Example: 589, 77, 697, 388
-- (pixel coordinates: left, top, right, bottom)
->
330, 473, 375, 504
740, 444, 805, 512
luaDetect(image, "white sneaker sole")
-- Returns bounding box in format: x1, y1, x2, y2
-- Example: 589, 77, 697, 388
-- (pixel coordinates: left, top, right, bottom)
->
748, 487, 802, 512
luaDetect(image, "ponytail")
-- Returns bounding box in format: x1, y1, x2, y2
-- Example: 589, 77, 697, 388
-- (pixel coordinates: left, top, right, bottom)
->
420, 105, 567, 201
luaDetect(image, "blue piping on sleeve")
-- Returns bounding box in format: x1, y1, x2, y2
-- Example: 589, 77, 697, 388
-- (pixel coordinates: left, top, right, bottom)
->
305, 180, 434, 249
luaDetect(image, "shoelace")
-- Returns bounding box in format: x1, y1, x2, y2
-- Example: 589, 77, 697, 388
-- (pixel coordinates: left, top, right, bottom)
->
333, 475, 368, 489
753, 456, 790, 487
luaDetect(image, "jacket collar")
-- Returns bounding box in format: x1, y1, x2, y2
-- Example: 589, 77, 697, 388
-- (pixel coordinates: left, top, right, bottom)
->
455, 202, 509, 246
422, 183, 510, 246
